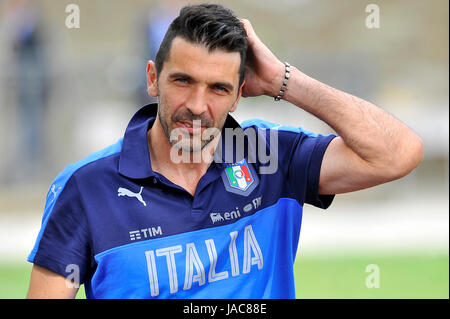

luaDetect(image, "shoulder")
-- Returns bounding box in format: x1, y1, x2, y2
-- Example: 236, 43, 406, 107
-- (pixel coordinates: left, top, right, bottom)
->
49, 139, 123, 198
240, 118, 319, 137
239, 118, 322, 152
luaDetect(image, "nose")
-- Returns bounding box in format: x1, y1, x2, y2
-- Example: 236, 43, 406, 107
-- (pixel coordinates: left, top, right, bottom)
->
186, 86, 208, 116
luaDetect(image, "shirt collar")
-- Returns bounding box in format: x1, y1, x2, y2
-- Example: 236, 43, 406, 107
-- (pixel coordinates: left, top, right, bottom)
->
118, 103, 243, 179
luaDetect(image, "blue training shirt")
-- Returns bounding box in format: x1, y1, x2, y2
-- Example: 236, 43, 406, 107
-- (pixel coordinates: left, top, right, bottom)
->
28, 103, 336, 299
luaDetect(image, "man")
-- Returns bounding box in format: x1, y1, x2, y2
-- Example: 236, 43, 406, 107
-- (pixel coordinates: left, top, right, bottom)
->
27, 4, 423, 298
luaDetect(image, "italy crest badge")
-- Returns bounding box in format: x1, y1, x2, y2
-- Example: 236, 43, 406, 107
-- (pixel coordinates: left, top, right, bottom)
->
221, 159, 259, 196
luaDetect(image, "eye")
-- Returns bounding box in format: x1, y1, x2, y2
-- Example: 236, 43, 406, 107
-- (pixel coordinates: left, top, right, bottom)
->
214, 85, 228, 93
175, 78, 188, 83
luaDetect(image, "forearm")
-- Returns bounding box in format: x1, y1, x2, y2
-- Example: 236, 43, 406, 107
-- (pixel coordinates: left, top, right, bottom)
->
280, 66, 424, 175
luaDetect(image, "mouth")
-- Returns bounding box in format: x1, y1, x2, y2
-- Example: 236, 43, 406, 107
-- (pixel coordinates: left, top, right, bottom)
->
177, 121, 206, 134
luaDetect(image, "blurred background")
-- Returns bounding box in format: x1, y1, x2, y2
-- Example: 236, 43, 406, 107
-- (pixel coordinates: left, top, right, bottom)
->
0, 0, 448, 298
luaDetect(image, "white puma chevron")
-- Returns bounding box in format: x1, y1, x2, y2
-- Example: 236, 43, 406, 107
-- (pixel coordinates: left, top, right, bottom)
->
117, 186, 147, 207
50, 184, 62, 202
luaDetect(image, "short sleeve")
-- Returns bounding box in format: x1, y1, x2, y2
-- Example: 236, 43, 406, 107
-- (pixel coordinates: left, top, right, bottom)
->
27, 175, 92, 284
286, 130, 337, 209
240, 119, 337, 209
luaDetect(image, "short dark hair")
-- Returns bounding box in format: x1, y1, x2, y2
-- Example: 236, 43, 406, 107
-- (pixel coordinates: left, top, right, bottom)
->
155, 3, 248, 88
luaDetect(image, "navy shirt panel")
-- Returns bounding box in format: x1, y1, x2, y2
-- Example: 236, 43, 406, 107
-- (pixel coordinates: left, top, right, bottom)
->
240, 119, 336, 209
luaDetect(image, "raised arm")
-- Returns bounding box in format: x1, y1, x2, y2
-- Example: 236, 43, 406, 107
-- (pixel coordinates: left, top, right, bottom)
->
240, 19, 424, 194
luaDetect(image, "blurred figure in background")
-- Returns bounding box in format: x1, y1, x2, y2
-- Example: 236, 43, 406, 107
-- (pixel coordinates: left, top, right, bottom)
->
0, 0, 49, 183
134, 1, 182, 107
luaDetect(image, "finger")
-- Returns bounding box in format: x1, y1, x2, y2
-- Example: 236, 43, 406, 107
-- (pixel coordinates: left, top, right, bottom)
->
239, 18, 256, 43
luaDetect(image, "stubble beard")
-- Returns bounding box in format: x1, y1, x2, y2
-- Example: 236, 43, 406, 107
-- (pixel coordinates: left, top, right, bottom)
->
157, 100, 225, 154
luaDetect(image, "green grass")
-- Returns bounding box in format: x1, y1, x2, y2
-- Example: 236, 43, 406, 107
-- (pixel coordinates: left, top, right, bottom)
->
1, 254, 448, 299
294, 254, 449, 298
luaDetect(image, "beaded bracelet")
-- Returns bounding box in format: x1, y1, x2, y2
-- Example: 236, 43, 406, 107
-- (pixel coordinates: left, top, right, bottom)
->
274, 62, 291, 101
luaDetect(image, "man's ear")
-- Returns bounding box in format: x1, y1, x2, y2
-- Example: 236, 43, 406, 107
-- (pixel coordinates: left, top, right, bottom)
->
230, 79, 245, 113
146, 60, 158, 97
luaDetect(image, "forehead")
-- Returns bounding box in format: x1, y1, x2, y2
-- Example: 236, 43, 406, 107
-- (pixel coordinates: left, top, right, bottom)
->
163, 36, 241, 84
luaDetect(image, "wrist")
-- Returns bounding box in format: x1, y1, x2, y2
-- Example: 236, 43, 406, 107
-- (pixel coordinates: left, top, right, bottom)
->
265, 61, 286, 97
283, 67, 321, 110
273, 62, 292, 101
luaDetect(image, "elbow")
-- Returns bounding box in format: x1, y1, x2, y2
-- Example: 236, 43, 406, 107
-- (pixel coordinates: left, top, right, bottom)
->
385, 134, 425, 181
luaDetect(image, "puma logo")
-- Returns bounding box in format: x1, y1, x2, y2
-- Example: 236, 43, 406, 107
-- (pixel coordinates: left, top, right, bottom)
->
50, 184, 61, 201
117, 186, 147, 207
